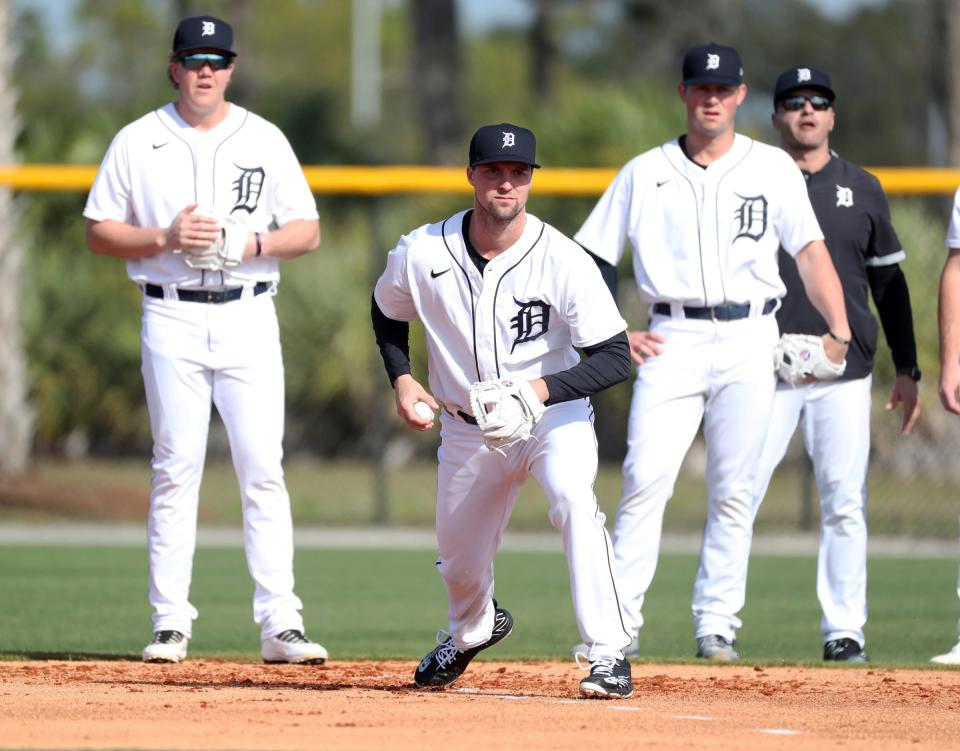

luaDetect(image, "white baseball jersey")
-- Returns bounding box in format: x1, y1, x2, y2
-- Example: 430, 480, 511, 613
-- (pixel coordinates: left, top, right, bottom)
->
946, 187, 960, 248
83, 102, 318, 286
375, 208, 631, 658
85, 101, 317, 642
575, 134, 823, 306
374, 210, 627, 418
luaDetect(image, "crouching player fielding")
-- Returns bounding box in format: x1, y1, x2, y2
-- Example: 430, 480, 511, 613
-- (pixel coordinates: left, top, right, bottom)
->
371, 123, 635, 698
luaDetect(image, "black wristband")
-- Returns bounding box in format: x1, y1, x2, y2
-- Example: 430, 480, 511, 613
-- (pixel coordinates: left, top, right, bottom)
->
828, 330, 851, 346
255, 232, 263, 257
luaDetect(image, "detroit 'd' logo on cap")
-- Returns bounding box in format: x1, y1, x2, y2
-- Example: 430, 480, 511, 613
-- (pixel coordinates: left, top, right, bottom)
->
202, 20, 216, 36
797, 67, 812, 83
706, 53, 720, 70
502, 132, 515, 148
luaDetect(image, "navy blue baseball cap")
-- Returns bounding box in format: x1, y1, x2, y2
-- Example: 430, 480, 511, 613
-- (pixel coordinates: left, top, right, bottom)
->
682, 43, 743, 86
173, 15, 237, 57
468, 123, 541, 169
773, 66, 835, 105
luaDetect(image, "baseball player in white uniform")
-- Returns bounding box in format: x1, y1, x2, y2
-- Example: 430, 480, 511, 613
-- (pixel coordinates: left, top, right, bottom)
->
932, 187, 960, 665
372, 124, 635, 698
708, 66, 920, 663
83, 15, 326, 665
575, 43, 851, 661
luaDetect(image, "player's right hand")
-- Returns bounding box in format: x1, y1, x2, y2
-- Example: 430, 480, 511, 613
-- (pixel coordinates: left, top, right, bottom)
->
166, 204, 222, 252
394, 374, 440, 431
628, 329, 666, 365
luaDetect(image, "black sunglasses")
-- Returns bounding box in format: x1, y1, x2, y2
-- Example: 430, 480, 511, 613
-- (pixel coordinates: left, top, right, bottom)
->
179, 53, 231, 71
780, 94, 832, 112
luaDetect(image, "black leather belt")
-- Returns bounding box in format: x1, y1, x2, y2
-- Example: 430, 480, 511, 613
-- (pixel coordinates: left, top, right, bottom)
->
144, 281, 270, 304
457, 409, 478, 426
652, 299, 776, 321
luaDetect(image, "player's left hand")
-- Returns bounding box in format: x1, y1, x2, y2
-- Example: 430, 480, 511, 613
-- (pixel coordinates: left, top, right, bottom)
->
940, 361, 960, 415
821, 332, 849, 366
885, 374, 920, 435
628, 329, 666, 365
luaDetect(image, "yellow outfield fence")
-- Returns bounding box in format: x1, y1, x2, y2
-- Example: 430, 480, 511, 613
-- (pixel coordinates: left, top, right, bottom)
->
1, 164, 960, 195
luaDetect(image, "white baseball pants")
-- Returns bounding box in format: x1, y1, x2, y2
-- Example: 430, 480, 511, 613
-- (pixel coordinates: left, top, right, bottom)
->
435, 399, 631, 660
612, 312, 779, 641
140, 287, 305, 639
742, 376, 872, 645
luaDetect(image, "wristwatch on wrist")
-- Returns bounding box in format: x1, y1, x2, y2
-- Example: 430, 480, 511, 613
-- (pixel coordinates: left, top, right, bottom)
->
898, 366, 922, 382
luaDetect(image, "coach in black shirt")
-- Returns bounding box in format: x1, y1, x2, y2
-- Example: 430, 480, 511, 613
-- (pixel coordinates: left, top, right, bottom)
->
735, 66, 919, 663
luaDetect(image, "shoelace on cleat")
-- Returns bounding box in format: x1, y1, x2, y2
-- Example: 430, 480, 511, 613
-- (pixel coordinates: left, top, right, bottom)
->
152, 630, 185, 645
274, 629, 311, 644
431, 631, 462, 669
574, 652, 616, 674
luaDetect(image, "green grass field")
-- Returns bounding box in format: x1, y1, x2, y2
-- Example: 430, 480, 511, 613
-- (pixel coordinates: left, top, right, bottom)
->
1, 545, 957, 667
10, 457, 960, 539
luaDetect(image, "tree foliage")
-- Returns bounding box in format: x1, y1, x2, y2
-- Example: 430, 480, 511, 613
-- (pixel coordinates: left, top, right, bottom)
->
10, 0, 951, 459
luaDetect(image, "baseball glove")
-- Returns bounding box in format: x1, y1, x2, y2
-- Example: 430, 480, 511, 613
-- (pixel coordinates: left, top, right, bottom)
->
182, 216, 248, 270
468, 378, 545, 452
216, 218, 249, 268
773, 333, 846, 387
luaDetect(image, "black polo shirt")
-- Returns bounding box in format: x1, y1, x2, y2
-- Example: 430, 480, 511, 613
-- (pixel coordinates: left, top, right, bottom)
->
776, 154, 916, 380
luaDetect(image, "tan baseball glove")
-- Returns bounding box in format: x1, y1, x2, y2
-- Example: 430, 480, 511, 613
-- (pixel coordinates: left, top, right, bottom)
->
773, 333, 846, 387
182, 215, 248, 270
468, 378, 545, 452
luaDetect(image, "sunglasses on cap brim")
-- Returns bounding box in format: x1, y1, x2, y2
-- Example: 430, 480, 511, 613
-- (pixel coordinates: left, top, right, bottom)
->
178, 53, 232, 71
780, 94, 832, 111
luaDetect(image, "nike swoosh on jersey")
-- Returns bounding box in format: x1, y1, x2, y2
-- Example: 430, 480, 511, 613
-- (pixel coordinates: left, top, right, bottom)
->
430, 268, 451, 279
656, 179, 670, 187
152, 143, 168, 150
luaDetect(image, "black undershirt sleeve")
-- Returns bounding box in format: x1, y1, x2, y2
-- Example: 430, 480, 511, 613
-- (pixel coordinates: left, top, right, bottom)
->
866, 263, 918, 374
371, 294, 412, 386
580, 244, 618, 299
542, 331, 631, 405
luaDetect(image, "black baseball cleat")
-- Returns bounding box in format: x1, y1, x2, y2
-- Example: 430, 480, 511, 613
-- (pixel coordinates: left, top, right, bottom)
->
414, 602, 513, 687
823, 638, 868, 662
578, 655, 634, 699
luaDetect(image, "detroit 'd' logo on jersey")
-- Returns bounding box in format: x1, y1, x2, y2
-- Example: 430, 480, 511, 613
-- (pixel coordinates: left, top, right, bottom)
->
230, 164, 265, 214
510, 298, 550, 353
733, 193, 768, 241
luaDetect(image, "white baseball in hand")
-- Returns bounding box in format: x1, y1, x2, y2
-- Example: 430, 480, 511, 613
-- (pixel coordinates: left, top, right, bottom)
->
414, 401, 435, 421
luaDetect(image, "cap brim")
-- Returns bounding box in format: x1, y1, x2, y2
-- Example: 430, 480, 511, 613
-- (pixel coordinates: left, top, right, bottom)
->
470, 156, 541, 169
775, 85, 835, 103
175, 46, 237, 57
683, 75, 742, 86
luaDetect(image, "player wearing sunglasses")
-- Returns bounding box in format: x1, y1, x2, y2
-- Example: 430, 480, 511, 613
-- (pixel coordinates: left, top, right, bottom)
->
709, 66, 919, 662
84, 15, 326, 665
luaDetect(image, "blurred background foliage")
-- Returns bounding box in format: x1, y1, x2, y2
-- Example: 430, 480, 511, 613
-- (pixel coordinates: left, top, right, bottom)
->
7, 0, 960, 532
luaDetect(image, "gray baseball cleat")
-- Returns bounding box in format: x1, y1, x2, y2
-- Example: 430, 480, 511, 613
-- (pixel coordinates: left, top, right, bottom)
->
696, 634, 739, 661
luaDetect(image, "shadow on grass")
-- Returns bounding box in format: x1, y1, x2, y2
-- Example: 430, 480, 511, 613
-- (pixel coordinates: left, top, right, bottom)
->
0, 651, 141, 661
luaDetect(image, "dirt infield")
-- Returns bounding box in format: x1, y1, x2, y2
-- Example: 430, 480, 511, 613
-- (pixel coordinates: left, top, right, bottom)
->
2, 659, 959, 750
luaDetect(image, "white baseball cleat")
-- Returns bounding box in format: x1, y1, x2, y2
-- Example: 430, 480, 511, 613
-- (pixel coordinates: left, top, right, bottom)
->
930, 640, 960, 665
143, 630, 189, 663
261, 629, 328, 664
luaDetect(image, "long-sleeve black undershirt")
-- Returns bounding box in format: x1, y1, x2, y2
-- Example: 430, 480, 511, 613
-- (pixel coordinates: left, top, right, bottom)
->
866, 263, 918, 375
371, 295, 630, 404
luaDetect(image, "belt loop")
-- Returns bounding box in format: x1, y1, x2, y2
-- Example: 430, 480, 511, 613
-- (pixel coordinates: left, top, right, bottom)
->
163, 283, 178, 301
671, 302, 684, 319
